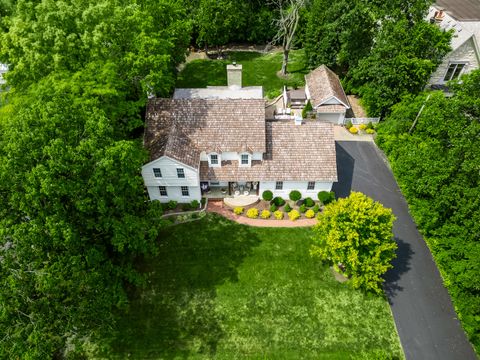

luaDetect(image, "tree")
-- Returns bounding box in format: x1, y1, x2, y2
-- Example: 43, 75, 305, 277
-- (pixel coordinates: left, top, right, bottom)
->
271, 0, 306, 75
311, 192, 397, 294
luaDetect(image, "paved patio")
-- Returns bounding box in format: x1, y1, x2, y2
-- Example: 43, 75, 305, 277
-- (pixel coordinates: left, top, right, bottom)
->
333, 125, 374, 142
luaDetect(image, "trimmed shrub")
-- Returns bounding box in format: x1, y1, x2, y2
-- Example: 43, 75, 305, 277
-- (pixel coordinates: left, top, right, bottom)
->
366, 121, 374, 130
246, 208, 259, 219
304, 197, 315, 207
288, 209, 300, 221
270, 203, 277, 212
284, 203, 292, 213
305, 209, 315, 218
289, 190, 302, 201
345, 120, 353, 129
261, 210, 271, 219
191, 200, 200, 209
302, 100, 313, 119
318, 191, 335, 205
349, 126, 358, 134
274, 210, 284, 220
234, 207, 244, 215
299, 204, 307, 213
262, 190, 273, 201
182, 203, 191, 211
359, 123, 367, 130
271, 197, 286, 207
167, 200, 178, 210
201, 197, 206, 206
366, 128, 375, 134
312, 204, 320, 213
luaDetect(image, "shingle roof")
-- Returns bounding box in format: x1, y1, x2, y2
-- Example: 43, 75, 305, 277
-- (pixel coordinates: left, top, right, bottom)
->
144, 98, 266, 167
173, 86, 263, 99
305, 65, 350, 109
435, 0, 480, 21
200, 121, 337, 182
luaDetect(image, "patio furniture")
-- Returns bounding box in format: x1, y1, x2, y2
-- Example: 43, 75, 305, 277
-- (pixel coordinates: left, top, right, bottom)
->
244, 190, 250, 196
234, 190, 240, 196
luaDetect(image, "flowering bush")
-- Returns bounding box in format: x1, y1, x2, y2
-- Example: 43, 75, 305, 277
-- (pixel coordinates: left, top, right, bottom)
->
359, 123, 367, 130
366, 128, 375, 134
349, 127, 358, 134
246, 208, 259, 218
261, 210, 271, 219
274, 210, 284, 220
288, 209, 300, 221
305, 209, 315, 218
234, 207, 244, 215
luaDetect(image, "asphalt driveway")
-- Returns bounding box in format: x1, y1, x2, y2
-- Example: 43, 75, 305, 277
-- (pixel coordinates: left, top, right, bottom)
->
332, 141, 477, 360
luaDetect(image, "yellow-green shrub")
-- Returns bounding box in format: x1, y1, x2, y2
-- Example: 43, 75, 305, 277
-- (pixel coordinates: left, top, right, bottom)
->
261, 210, 271, 219
233, 207, 244, 215
288, 209, 300, 221
366, 128, 375, 134
349, 127, 358, 134
274, 210, 284, 220
305, 209, 315, 218
246, 208, 259, 219
359, 123, 367, 130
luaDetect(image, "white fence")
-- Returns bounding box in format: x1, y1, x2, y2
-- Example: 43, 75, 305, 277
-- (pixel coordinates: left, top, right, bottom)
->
343, 117, 380, 125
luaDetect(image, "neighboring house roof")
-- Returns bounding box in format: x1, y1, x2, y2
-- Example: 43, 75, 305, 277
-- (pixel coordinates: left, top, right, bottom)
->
435, 0, 480, 21
144, 98, 266, 167
305, 65, 350, 109
200, 121, 337, 182
173, 86, 263, 99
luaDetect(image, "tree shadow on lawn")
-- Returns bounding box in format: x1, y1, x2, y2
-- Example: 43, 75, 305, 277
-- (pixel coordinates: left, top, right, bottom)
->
108, 214, 262, 359
383, 237, 414, 304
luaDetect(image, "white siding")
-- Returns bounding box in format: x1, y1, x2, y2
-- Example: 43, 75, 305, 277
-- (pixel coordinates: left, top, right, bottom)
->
259, 181, 332, 199
252, 152, 263, 161
321, 96, 343, 105
147, 185, 201, 203
142, 156, 198, 187
316, 113, 342, 124
305, 84, 311, 100
429, 37, 479, 85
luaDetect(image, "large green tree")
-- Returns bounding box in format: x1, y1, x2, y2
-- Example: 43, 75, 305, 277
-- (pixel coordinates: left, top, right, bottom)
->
376, 70, 480, 350
311, 192, 397, 294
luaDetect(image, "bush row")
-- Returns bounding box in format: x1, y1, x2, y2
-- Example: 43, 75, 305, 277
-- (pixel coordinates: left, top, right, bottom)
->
261, 190, 336, 205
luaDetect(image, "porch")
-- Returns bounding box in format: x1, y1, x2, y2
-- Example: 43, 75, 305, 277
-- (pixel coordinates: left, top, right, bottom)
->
201, 181, 260, 201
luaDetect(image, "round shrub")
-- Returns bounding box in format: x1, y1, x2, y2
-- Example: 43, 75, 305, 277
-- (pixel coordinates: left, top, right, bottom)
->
274, 210, 284, 220
349, 126, 358, 134
366, 121, 374, 130
305, 209, 315, 218
270, 203, 277, 212
271, 197, 286, 207
246, 208, 259, 219
234, 207, 244, 215
345, 120, 353, 129
288, 209, 300, 221
312, 204, 320, 213
289, 190, 301, 201
359, 123, 367, 130
167, 200, 178, 210
366, 128, 375, 134
318, 191, 335, 205
304, 197, 315, 207
299, 204, 307, 213
261, 210, 271, 219
191, 200, 200, 209
284, 203, 292, 213
262, 190, 273, 201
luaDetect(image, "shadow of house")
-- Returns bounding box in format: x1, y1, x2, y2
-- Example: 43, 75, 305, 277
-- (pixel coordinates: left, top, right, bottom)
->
331, 142, 354, 198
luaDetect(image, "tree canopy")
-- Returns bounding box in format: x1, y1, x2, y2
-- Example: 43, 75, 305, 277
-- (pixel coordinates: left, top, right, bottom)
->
311, 192, 397, 294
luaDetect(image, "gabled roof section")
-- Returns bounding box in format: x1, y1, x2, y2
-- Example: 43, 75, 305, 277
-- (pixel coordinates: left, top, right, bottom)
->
144, 98, 266, 167
173, 86, 263, 99
305, 65, 350, 109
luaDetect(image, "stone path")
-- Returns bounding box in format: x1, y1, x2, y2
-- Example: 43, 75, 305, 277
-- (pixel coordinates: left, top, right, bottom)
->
207, 200, 317, 228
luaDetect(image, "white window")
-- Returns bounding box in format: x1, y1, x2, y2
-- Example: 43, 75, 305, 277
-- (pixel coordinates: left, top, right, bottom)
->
444, 62, 466, 82
240, 153, 250, 167
210, 154, 219, 165
153, 168, 162, 178
159, 186, 168, 196
307, 182, 315, 190
275, 181, 283, 190
181, 186, 189, 196
177, 168, 185, 178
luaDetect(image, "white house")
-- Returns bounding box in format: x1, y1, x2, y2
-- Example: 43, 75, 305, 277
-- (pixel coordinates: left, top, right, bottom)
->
142, 65, 338, 203
427, 1, 480, 88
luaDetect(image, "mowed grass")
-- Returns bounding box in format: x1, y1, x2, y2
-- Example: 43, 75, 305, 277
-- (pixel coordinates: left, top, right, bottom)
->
103, 214, 403, 359
176, 50, 308, 99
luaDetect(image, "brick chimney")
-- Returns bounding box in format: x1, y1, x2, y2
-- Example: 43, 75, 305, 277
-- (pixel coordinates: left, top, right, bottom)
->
227, 63, 242, 88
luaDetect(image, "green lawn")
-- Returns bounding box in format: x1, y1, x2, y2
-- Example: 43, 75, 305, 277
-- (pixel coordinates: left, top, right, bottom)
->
100, 214, 403, 359
176, 50, 308, 99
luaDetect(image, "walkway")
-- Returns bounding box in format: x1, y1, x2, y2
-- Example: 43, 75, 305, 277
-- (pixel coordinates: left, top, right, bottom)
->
333, 141, 477, 360
207, 200, 317, 228
333, 125, 374, 142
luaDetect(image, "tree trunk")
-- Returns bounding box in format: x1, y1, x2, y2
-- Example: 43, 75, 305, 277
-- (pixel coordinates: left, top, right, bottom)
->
281, 49, 289, 75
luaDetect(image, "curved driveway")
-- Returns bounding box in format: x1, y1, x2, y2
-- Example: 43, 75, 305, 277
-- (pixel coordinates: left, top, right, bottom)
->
332, 141, 477, 360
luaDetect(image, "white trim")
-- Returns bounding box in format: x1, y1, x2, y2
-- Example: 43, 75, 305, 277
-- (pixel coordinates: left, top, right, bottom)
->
208, 152, 221, 167
239, 152, 251, 167
442, 61, 469, 82
315, 95, 350, 109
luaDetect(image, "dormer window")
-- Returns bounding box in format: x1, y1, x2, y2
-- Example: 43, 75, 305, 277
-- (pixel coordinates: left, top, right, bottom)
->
208, 153, 221, 167
444, 62, 466, 82
239, 153, 250, 167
